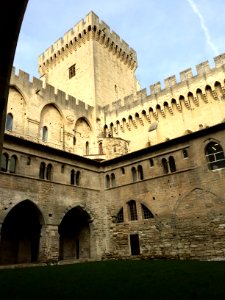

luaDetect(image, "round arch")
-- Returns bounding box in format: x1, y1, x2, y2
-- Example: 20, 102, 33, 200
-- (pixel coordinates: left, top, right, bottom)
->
0, 200, 44, 265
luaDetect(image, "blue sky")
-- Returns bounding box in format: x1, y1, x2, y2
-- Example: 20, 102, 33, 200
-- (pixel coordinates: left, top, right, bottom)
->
13, 0, 225, 91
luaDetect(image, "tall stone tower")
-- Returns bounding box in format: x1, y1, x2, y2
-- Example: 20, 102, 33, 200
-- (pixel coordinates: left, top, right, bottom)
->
38, 11, 139, 108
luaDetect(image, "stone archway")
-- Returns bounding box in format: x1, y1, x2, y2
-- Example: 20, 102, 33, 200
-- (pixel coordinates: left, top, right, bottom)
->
0, 200, 44, 265
58, 206, 91, 260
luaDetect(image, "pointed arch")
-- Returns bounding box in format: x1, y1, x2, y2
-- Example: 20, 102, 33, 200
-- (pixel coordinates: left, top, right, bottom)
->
131, 167, 137, 182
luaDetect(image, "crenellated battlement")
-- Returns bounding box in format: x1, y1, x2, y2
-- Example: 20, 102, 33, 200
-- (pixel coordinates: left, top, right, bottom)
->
10, 67, 93, 113
102, 52, 225, 120
38, 11, 137, 75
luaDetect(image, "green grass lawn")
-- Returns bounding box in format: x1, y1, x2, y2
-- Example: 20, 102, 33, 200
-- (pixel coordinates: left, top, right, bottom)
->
0, 259, 225, 299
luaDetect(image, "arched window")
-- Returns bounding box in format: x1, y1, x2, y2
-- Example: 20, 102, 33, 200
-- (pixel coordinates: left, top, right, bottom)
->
46, 164, 53, 181
1, 153, 9, 172
131, 167, 137, 182
105, 175, 110, 189
73, 136, 76, 146
169, 156, 176, 173
5, 113, 13, 131
111, 173, 116, 187
141, 204, 154, 219
39, 162, 46, 179
128, 200, 138, 221
86, 141, 89, 155
162, 158, 169, 174
205, 142, 225, 170
99, 142, 103, 155
149, 158, 154, 167
27, 157, 31, 165
121, 167, 125, 175
137, 165, 144, 180
42, 126, 48, 142
9, 155, 17, 173
71, 169, 75, 185
76, 171, 80, 186
116, 208, 124, 223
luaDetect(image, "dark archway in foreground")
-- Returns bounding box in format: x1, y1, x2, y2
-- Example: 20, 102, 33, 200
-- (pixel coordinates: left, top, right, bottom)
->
58, 206, 91, 260
0, 200, 44, 265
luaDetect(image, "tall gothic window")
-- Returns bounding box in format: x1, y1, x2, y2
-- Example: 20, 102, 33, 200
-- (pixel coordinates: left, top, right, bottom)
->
5, 113, 13, 131
71, 169, 75, 185
9, 155, 17, 173
39, 162, 46, 179
137, 165, 144, 180
128, 200, 138, 221
1, 153, 9, 172
111, 173, 116, 187
42, 126, 48, 142
46, 164, 53, 181
76, 171, 80, 186
162, 158, 169, 174
105, 175, 110, 189
168, 156, 176, 173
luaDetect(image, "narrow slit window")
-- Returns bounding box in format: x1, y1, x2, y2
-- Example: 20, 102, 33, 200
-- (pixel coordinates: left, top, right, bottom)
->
69, 64, 76, 79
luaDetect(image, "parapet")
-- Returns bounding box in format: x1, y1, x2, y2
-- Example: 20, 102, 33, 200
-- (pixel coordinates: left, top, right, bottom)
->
38, 11, 137, 75
10, 67, 93, 114
102, 52, 225, 115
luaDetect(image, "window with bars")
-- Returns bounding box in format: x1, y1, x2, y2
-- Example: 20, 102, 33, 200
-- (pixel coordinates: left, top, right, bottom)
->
141, 204, 154, 219
116, 208, 124, 223
128, 200, 138, 221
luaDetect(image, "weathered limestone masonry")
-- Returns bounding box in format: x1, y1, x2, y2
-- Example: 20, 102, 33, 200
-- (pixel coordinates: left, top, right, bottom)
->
38, 11, 138, 109
0, 134, 108, 264
102, 123, 225, 260
103, 54, 225, 152
1, 11, 225, 265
